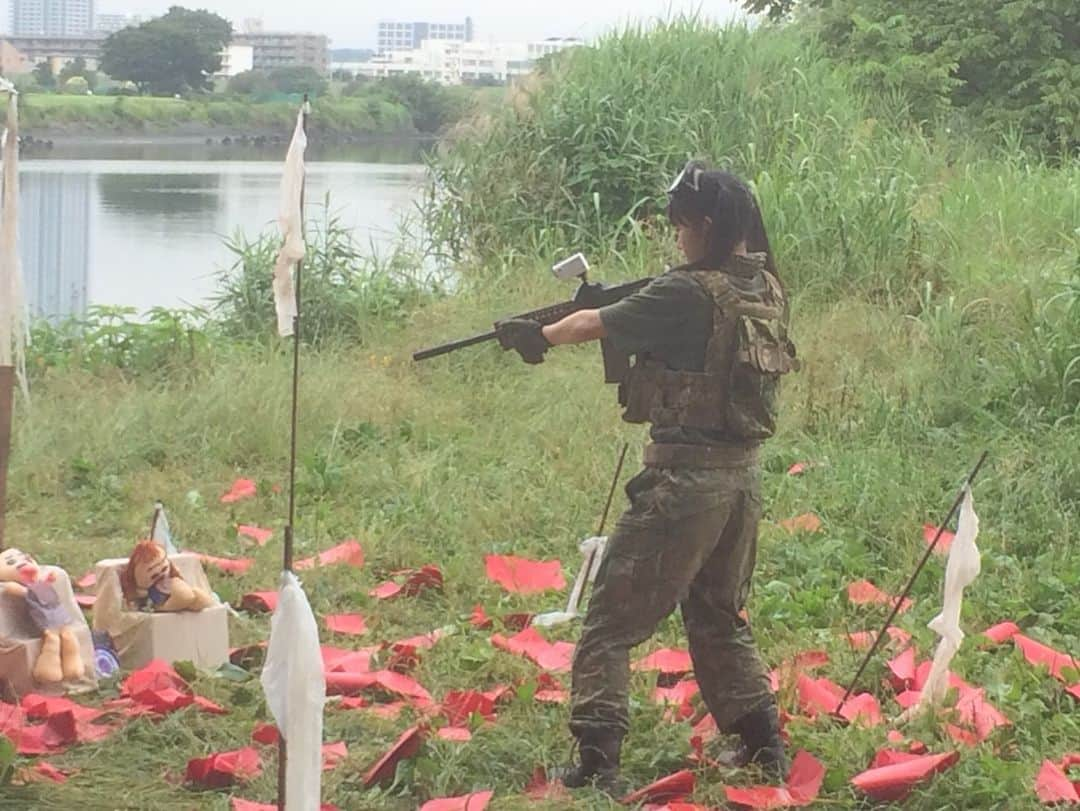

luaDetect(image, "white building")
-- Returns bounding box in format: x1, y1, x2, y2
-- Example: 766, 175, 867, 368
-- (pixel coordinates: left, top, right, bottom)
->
377, 18, 473, 55
216, 44, 254, 78
10, 0, 94, 37
93, 12, 140, 33
358, 37, 583, 85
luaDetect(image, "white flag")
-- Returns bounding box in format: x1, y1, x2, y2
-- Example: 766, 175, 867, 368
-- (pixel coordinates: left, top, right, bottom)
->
261, 571, 325, 810
0, 81, 27, 377
273, 105, 309, 337
914, 487, 981, 711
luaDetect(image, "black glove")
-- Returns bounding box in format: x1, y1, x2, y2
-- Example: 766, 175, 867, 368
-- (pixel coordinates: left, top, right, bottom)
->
495, 318, 551, 365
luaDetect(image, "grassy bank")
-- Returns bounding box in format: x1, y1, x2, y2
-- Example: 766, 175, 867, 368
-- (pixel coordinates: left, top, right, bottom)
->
3, 17, 1080, 811
18, 94, 415, 137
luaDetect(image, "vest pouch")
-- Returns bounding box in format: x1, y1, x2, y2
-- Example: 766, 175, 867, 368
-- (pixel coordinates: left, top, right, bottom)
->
620, 365, 656, 424
726, 315, 794, 440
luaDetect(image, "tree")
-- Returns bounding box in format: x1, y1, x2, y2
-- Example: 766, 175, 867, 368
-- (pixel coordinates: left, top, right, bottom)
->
379, 74, 460, 134
100, 6, 232, 95
59, 57, 97, 91
741, 0, 1080, 148
267, 66, 328, 96
227, 69, 273, 97
32, 61, 56, 90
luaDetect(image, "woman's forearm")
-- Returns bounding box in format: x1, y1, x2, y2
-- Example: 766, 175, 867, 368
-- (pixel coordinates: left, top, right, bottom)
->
541, 309, 607, 346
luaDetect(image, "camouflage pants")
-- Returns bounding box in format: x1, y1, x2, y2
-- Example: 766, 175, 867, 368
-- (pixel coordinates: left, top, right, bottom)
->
569, 463, 773, 740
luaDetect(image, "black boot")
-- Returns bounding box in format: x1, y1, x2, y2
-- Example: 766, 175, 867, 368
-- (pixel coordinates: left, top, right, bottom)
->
731, 703, 788, 779
554, 733, 621, 791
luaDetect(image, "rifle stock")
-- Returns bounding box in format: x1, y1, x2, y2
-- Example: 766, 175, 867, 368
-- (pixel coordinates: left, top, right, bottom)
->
412, 276, 653, 363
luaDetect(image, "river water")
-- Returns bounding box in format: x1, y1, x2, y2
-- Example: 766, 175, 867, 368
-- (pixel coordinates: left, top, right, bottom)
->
16, 140, 427, 321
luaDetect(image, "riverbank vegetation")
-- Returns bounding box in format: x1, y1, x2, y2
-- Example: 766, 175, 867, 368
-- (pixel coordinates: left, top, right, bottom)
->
3, 15, 1079, 811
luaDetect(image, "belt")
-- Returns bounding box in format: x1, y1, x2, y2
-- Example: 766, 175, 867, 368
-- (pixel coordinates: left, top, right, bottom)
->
643, 442, 759, 469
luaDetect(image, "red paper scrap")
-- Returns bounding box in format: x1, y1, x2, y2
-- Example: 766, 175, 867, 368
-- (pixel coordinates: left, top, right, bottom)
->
322, 741, 348, 771
847, 580, 913, 613
132, 687, 194, 715
622, 770, 696, 806
324, 614, 368, 636
22, 695, 102, 724
393, 631, 443, 652
369, 702, 407, 720
491, 627, 575, 673
526, 767, 572, 802
190, 551, 255, 576
653, 679, 699, 708
75, 593, 96, 609
362, 725, 427, 787
482, 685, 514, 705
1068, 684, 1080, 701
436, 726, 473, 742
324, 669, 434, 708
442, 690, 496, 725
851, 751, 959, 801
221, 478, 257, 504
1035, 759, 1080, 804
121, 659, 187, 697
370, 565, 444, 600
953, 688, 1010, 741
633, 648, 693, 675
723, 749, 825, 808
251, 723, 279, 745
787, 462, 808, 476
485, 554, 566, 594
870, 749, 925, 769
186, 747, 262, 788
887, 647, 918, 692
983, 621, 1021, 645
779, 513, 823, 534
237, 524, 272, 546
923, 523, 955, 555
193, 696, 228, 715
469, 604, 493, 629
534, 673, 569, 704
74, 571, 96, 590
295, 539, 365, 570
231, 801, 339, 811
30, 761, 70, 784
240, 591, 278, 613
501, 612, 534, 631
419, 790, 494, 811
797, 675, 881, 726
1014, 634, 1078, 682
847, 631, 874, 650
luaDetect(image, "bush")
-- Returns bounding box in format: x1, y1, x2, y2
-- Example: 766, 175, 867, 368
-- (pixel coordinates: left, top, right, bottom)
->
267, 66, 328, 97
227, 69, 273, 97
61, 76, 90, 95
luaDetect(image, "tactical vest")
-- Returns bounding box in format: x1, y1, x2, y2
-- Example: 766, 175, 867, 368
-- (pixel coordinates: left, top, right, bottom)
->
617, 254, 798, 441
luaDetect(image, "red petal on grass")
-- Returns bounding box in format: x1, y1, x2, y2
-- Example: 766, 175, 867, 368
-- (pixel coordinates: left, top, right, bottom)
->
370, 581, 403, 600
840, 693, 883, 727
121, 659, 187, 697
469, 604, 493, 629
922, 523, 955, 555
787, 462, 808, 476
491, 628, 575, 673
501, 612, 535, 631
252, 723, 279, 745
295, 539, 365, 570
633, 648, 693, 674
240, 591, 278, 613
797, 675, 881, 726
779, 513, 822, 534
484, 554, 565, 594
193, 696, 228, 715
191, 552, 255, 576
887, 647, 918, 692
886, 731, 927, 754
621, 770, 696, 805
723, 749, 825, 808
370, 565, 444, 600
1068, 684, 1080, 702
983, 621, 1021, 645
870, 750, 925, 769
325, 669, 433, 708
221, 478, 257, 504
22, 695, 102, 724
362, 725, 427, 787
75, 593, 96, 609
186, 747, 262, 788
31, 761, 70, 783
847, 631, 873, 650
419, 790, 493, 811
850, 751, 959, 801
534, 673, 569, 705
230, 801, 339, 811
436, 726, 472, 742
324, 614, 368, 636
1035, 760, 1080, 804
526, 767, 571, 801
887, 626, 914, 647
643, 805, 711, 811
441, 690, 496, 725
847, 580, 913, 613
482, 685, 514, 704
132, 687, 194, 715
322, 741, 348, 771
954, 688, 1010, 741
237, 525, 272, 546
328, 650, 376, 675
944, 724, 980, 747
369, 702, 407, 719
1014, 634, 1078, 682
0, 702, 25, 740
74, 571, 96, 590
653, 680, 699, 708
394, 631, 443, 651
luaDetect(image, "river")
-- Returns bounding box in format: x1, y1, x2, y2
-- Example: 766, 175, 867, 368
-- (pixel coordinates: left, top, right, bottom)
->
16, 140, 427, 321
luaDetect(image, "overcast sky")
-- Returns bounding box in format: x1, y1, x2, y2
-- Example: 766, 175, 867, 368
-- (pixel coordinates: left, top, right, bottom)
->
3, 1, 744, 47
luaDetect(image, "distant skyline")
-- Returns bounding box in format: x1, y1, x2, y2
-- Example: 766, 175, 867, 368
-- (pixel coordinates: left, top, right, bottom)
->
1, 1, 744, 46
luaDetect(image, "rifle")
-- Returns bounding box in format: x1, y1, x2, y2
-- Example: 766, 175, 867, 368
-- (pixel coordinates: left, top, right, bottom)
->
412, 254, 653, 383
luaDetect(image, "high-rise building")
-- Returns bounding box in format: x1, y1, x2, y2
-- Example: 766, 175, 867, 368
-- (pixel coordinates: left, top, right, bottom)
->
377, 17, 473, 55
9, 0, 95, 37
234, 30, 330, 73
93, 12, 141, 34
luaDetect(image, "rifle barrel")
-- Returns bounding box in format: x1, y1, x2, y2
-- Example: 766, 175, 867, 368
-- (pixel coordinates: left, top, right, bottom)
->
412, 329, 497, 362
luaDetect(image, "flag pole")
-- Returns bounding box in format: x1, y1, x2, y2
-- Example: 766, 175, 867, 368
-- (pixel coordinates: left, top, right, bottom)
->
836, 450, 989, 712
277, 92, 310, 811
0, 364, 12, 550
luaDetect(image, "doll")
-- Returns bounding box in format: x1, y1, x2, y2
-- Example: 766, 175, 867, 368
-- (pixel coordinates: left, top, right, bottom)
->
0, 548, 85, 684
119, 540, 214, 613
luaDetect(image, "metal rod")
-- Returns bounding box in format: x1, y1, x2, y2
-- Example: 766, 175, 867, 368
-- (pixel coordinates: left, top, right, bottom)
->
278, 93, 310, 811
837, 450, 989, 712
0, 365, 13, 551
596, 442, 629, 536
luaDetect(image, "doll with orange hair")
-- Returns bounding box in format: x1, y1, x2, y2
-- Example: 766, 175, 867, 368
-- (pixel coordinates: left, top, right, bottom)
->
120, 540, 213, 613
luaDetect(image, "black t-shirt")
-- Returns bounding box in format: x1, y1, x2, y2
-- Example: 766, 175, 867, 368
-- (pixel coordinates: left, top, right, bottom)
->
598, 272, 731, 446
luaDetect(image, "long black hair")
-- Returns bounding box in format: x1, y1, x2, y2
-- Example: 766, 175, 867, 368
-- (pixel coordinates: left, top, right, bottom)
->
666, 161, 778, 278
